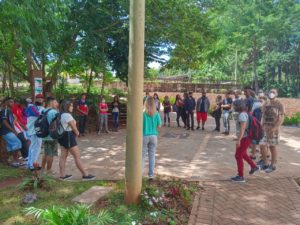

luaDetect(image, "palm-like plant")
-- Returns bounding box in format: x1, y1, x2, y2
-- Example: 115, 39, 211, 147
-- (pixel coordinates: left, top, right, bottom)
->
25, 204, 115, 225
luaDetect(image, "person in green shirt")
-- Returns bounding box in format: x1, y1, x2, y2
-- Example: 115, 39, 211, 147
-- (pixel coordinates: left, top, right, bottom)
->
142, 96, 161, 180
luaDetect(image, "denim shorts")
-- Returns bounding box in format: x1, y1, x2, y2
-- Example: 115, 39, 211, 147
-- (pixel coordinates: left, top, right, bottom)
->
44, 140, 58, 156
3, 132, 22, 152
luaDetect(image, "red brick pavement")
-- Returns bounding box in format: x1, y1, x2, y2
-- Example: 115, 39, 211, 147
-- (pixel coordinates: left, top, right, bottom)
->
189, 177, 300, 225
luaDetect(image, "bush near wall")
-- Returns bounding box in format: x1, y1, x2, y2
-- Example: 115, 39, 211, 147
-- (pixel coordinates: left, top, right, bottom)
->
283, 113, 300, 126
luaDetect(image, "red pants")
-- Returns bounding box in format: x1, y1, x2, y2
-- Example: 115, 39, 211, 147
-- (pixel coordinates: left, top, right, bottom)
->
235, 137, 256, 177
197, 112, 208, 123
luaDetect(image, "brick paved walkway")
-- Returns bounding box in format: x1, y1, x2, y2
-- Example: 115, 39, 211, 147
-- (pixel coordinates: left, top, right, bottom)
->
189, 177, 300, 225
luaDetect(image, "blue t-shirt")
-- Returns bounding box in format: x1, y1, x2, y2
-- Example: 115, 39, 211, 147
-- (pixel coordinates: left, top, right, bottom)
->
143, 112, 161, 136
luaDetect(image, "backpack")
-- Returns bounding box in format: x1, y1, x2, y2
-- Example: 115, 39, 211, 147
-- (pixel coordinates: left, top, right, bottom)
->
49, 113, 65, 139
252, 108, 262, 122
34, 109, 52, 138
248, 114, 264, 143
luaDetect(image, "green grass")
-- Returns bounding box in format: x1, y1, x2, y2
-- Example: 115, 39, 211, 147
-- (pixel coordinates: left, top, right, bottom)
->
0, 165, 31, 182
0, 166, 197, 225
0, 171, 111, 224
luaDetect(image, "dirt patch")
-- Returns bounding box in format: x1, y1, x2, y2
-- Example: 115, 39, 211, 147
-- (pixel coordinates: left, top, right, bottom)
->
0, 177, 22, 190
155, 92, 300, 117
94, 179, 200, 225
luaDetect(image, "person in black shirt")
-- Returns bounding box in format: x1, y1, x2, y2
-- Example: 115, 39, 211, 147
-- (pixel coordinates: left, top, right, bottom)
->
221, 91, 233, 135
184, 92, 196, 130
0, 97, 22, 167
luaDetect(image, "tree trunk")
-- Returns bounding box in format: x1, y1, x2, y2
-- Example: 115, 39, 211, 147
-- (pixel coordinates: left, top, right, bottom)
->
87, 69, 93, 96
100, 72, 106, 96
2, 69, 7, 94
8, 64, 14, 97
252, 37, 259, 93
26, 50, 34, 100
278, 65, 282, 83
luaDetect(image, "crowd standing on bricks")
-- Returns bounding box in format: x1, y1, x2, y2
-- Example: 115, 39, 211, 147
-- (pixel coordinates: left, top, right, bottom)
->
0, 88, 284, 183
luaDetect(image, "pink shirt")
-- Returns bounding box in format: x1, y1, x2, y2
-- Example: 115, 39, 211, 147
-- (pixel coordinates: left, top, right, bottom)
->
99, 103, 108, 115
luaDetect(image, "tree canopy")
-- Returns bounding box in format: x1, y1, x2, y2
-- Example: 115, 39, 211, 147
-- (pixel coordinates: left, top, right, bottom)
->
0, 0, 299, 97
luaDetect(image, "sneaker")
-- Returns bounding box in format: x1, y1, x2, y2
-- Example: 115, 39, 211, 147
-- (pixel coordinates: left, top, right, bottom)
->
97, 131, 101, 135
261, 164, 270, 171
257, 159, 265, 167
10, 162, 20, 168
202, 127, 205, 130
196, 126, 200, 130
265, 165, 276, 173
249, 166, 260, 175
82, 174, 96, 180
60, 175, 73, 180
148, 175, 154, 181
230, 176, 246, 183
105, 130, 110, 134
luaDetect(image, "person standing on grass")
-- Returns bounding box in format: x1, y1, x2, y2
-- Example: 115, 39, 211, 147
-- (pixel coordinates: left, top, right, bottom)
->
142, 96, 161, 180
212, 95, 222, 132
184, 91, 196, 131
58, 100, 95, 180
41, 97, 59, 175
153, 93, 161, 112
221, 91, 233, 135
76, 94, 89, 137
231, 100, 260, 183
26, 94, 45, 171
0, 97, 23, 167
175, 94, 185, 127
98, 97, 109, 134
259, 89, 284, 173
111, 95, 120, 132
162, 95, 171, 127
196, 91, 210, 130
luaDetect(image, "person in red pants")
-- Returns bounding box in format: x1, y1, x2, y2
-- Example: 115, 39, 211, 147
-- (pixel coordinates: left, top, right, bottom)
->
231, 100, 260, 183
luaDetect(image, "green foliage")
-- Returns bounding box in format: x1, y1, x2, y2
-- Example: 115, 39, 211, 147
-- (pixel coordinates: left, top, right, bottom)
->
283, 113, 300, 126
18, 174, 56, 191
25, 204, 115, 225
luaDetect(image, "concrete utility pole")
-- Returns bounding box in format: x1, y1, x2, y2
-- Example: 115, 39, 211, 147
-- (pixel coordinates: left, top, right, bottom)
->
125, 0, 145, 204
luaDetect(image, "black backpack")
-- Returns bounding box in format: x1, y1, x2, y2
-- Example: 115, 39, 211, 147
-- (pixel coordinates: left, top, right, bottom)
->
49, 113, 65, 139
34, 109, 52, 138
248, 114, 264, 143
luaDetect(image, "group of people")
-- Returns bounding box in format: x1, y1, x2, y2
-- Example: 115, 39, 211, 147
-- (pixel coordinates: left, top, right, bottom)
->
142, 88, 285, 182
0, 93, 120, 180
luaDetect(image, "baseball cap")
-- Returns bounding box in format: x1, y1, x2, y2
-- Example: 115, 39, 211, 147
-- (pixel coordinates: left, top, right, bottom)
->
35, 94, 44, 99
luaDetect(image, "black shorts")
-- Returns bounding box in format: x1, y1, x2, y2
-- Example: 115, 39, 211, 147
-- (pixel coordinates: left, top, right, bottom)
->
58, 131, 77, 149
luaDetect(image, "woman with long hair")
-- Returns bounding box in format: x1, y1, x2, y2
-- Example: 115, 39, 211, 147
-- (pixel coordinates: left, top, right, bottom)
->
153, 93, 161, 112
142, 96, 162, 180
111, 95, 120, 132
175, 94, 185, 127
58, 100, 95, 180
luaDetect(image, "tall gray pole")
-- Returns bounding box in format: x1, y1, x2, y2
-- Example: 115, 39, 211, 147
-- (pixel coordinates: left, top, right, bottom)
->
125, 0, 145, 204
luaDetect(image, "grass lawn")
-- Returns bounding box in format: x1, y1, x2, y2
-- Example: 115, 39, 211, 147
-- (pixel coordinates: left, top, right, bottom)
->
0, 165, 198, 225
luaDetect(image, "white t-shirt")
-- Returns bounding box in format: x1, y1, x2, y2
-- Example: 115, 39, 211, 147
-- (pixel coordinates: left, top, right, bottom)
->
61, 113, 75, 131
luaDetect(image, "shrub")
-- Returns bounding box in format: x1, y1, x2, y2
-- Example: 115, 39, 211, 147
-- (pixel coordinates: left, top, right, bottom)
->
25, 204, 115, 225
283, 113, 300, 126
